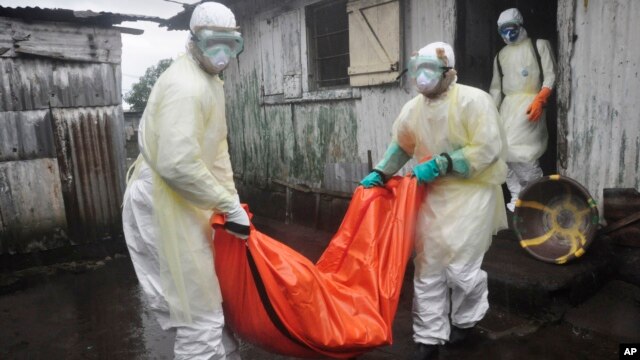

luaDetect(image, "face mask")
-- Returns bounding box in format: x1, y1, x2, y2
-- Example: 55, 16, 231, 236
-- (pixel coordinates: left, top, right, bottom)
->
416, 71, 438, 94
407, 55, 450, 94
499, 24, 521, 44
415, 68, 442, 95
205, 46, 232, 73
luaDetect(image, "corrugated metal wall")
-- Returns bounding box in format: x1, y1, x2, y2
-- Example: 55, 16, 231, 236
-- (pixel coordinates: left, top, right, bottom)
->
0, 17, 126, 254
49, 106, 126, 243
558, 0, 640, 212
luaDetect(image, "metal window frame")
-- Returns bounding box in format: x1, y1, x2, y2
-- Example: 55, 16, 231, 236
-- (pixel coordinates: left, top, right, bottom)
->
306, 0, 350, 90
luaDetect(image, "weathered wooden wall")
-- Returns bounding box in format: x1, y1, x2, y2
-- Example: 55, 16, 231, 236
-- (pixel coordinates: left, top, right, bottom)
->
219, 0, 456, 227
222, 0, 640, 225
0, 16, 126, 254
557, 0, 640, 212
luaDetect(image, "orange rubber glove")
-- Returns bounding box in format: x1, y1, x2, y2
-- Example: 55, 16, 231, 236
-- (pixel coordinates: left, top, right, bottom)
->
526, 87, 553, 122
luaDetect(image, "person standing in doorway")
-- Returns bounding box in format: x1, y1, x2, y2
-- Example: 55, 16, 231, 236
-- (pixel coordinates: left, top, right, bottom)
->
490, 8, 557, 213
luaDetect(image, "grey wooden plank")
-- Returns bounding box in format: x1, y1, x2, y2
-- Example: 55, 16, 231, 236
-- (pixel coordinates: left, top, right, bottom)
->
2, 16, 122, 63
0, 58, 121, 111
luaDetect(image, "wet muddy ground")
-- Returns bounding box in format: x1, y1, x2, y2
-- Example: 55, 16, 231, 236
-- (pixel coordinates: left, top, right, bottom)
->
0, 216, 637, 359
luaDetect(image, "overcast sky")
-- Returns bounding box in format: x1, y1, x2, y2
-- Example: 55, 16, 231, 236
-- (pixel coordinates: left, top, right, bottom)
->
3, 0, 195, 109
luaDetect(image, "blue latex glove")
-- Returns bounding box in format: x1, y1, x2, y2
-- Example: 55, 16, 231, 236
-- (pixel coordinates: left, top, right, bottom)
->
360, 171, 384, 188
412, 159, 441, 184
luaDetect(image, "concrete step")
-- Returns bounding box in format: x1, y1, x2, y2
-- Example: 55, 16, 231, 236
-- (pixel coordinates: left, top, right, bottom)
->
483, 230, 615, 316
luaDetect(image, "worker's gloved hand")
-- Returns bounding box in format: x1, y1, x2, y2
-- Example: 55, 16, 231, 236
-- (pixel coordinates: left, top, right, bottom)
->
412, 158, 441, 184
360, 171, 385, 188
527, 87, 552, 122
360, 141, 411, 189
224, 203, 250, 240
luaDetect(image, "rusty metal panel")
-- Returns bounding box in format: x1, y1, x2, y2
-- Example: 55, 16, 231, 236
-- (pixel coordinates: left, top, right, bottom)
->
0, 58, 121, 112
50, 105, 126, 242
0, 109, 55, 162
561, 0, 640, 210
0, 158, 68, 254
0, 16, 122, 63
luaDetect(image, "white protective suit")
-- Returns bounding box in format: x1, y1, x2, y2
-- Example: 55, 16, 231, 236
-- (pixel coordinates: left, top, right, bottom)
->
490, 8, 556, 212
391, 66, 507, 344
122, 3, 243, 359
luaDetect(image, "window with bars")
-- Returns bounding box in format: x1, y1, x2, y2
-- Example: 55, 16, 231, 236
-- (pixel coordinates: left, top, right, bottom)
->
306, 0, 350, 89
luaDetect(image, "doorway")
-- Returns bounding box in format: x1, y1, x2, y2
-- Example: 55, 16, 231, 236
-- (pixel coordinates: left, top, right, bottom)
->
454, 0, 558, 175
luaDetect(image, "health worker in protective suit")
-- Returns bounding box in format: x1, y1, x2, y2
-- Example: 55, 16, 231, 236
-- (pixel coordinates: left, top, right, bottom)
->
360, 42, 507, 360
490, 8, 557, 212
122, 2, 248, 359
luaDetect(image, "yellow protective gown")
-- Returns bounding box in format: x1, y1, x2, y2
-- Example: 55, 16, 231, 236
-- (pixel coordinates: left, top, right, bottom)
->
394, 81, 508, 265
391, 80, 507, 344
490, 38, 556, 163
128, 54, 238, 323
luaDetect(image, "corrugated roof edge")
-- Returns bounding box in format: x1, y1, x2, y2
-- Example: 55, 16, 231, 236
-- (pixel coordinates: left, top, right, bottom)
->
161, 2, 197, 31
160, 0, 237, 31
0, 6, 166, 27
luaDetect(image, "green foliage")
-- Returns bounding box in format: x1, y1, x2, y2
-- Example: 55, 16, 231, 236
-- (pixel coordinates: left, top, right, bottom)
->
124, 58, 173, 112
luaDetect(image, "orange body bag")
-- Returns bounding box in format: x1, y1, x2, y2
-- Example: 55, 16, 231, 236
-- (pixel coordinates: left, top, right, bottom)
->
210, 176, 425, 358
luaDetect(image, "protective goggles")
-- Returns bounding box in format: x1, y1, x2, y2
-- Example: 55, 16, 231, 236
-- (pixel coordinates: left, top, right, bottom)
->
498, 23, 521, 37
194, 29, 244, 58
407, 55, 451, 79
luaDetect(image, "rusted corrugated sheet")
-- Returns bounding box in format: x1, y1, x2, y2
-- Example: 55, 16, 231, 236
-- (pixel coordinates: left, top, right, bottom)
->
559, 0, 640, 210
0, 106, 126, 254
0, 57, 121, 112
0, 158, 67, 254
0, 16, 122, 63
0, 11, 128, 256
49, 105, 126, 242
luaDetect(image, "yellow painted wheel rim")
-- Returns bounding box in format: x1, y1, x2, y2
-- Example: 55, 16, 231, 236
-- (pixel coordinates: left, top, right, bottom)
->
514, 175, 599, 264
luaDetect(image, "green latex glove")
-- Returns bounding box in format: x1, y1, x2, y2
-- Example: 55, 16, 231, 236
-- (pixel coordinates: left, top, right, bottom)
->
374, 141, 412, 175
412, 158, 441, 184
360, 171, 384, 188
